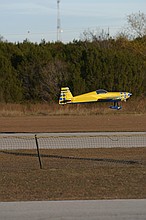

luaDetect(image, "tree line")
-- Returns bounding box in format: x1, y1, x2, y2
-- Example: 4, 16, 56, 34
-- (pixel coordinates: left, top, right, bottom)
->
0, 36, 146, 103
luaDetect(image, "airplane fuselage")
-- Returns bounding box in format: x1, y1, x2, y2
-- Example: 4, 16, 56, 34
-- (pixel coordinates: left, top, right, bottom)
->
69, 90, 131, 104
59, 88, 132, 110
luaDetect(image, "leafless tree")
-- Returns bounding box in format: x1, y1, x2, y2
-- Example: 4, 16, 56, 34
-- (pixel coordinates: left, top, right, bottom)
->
126, 11, 146, 38
40, 59, 69, 102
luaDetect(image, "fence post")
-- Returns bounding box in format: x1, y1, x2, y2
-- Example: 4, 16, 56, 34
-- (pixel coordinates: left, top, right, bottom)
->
35, 134, 43, 169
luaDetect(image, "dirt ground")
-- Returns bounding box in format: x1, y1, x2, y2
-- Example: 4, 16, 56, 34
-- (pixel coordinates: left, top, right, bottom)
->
0, 114, 146, 133
0, 114, 146, 202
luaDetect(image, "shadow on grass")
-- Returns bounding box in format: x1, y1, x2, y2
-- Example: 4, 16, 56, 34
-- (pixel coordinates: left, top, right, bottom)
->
0, 150, 142, 165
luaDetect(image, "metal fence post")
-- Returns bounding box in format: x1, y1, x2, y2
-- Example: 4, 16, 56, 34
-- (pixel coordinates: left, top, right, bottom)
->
35, 134, 43, 169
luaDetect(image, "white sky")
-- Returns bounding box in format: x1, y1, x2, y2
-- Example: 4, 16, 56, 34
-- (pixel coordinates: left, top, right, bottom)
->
0, 0, 146, 43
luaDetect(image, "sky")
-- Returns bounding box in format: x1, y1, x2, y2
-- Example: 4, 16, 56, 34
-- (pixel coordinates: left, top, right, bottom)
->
0, 0, 146, 43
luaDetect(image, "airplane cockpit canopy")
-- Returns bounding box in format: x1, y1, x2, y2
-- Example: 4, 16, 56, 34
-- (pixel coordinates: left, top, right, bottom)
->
96, 89, 108, 94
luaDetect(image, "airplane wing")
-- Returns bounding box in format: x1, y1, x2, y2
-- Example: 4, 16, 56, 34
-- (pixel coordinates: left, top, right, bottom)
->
97, 97, 122, 102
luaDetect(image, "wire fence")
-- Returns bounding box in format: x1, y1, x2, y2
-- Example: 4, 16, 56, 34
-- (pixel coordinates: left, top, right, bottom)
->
0, 132, 146, 170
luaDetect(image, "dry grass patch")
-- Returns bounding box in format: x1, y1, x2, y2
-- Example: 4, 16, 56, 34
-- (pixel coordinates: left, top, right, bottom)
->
0, 147, 146, 201
0, 97, 146, 117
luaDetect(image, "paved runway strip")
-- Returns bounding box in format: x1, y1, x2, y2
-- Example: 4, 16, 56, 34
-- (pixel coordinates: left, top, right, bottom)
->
0, 132, 146, 150
0, 199, 146, 220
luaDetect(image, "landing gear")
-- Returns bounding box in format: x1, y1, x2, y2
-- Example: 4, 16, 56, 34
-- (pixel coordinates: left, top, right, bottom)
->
109, 102, 122, 110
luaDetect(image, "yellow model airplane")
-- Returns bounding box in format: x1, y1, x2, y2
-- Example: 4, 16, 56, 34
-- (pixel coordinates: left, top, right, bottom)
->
59, 87, 132, 110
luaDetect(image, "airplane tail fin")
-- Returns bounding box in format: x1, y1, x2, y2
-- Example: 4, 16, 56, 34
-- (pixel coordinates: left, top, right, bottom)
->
59, 87, 73, 104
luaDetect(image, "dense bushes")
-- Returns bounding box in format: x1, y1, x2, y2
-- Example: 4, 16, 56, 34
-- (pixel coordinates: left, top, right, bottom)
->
0, 37, 146, 103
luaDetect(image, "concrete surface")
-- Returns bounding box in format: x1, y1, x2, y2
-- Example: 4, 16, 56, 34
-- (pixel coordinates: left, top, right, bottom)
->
0, 199, 146, 220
